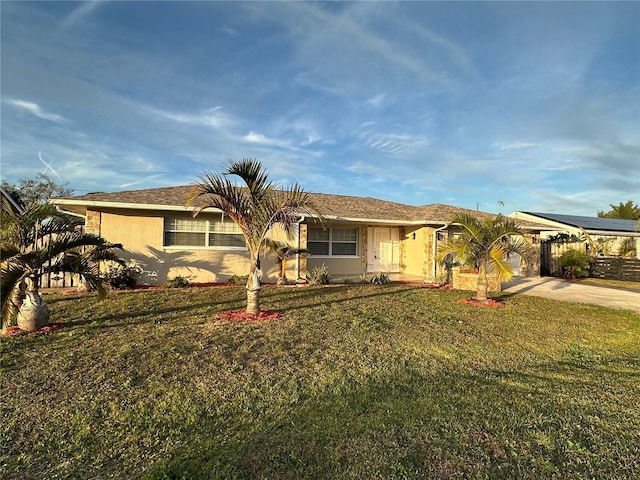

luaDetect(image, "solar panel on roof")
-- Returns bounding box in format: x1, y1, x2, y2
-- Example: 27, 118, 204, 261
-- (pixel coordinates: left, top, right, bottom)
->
524, 212, 638, 232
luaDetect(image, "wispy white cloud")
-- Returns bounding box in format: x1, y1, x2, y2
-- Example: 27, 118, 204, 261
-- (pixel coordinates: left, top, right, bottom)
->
6, 99, 66, 123
120, 174, 164, 189
144, 105, 236, 129
38, 151, 61, 179
366, 94, 386, 108
495, 142, 538, 151
60, 1, 103, 30
358, 131, 429, 156
243, 131, 291, 149
220, 26, 239, 37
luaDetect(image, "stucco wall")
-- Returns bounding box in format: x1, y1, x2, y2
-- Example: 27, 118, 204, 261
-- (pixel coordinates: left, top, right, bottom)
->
91, 209, 288, 285
402, 226, 427, 278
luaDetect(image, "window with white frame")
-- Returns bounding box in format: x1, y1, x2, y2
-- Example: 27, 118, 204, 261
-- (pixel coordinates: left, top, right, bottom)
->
308, 227, 358, 256
164, 216, 245, 248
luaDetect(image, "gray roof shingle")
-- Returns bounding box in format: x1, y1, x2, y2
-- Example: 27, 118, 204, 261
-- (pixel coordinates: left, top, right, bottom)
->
54, 185, 547, 229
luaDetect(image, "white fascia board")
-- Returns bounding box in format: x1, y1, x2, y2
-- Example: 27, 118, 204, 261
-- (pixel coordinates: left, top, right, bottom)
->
584, 230, 640, 237
51, 200, 451, 226
316, 215, 446, 226
508, 211, 578, 231
51, 199, 219, 213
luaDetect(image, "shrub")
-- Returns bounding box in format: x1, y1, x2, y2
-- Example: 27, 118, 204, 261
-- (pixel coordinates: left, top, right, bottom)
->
559, 249, 590, 279
369, 272, 391, 285
306, 264, 330, 285
103, 264, 142, 290
165, 276, 190, 288
227, 274, 249, 286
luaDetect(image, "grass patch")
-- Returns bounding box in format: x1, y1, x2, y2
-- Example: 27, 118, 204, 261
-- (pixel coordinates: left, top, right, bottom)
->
2, 285, 639, 479
578, 278, 640, 291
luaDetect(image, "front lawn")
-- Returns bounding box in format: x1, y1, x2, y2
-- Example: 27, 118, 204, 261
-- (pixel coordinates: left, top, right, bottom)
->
1, 285, 639, 479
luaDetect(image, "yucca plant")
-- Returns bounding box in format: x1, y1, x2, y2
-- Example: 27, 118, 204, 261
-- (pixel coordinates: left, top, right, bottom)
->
1, 203, 123, 331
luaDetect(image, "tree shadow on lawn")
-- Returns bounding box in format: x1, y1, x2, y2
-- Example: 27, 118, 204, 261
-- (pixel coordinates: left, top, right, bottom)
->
261, 284, 428, 314
142, 355, 638, 480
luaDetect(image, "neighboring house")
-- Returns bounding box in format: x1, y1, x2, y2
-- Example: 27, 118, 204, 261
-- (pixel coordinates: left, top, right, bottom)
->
509, 211, 640, 275
51, 186, 545, 285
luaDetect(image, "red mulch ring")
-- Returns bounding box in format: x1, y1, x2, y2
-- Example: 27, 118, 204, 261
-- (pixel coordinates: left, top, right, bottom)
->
217, 309, 283, 322
1, 323, 65, 337
457, 298, 504, 308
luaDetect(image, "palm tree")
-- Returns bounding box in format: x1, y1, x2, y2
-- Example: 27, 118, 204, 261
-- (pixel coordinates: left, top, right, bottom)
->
1, 203, 123, 331
187, 158, 321, 315
262, 238, 312, 286
437, 213, 528, 303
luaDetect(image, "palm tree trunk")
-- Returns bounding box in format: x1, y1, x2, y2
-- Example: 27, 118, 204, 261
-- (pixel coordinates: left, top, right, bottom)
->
245, 266, 261, 315
278, 258, 288, 286
476, 261, 489, 303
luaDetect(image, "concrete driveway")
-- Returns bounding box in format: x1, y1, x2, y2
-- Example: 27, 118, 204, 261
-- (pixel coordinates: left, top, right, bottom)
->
501, 277, 640, 314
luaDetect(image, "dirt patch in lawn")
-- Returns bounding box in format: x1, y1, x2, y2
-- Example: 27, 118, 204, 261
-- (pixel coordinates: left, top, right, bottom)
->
217, 309, 283, 322
457, 298, 504, 308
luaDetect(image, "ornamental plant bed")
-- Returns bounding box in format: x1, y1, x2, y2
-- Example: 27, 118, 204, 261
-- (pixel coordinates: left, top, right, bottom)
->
1, 322, 65, 337
217, 309, 282, 322
457, 297, 504, 308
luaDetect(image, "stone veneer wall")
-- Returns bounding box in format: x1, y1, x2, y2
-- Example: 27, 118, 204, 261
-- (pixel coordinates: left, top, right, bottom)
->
451, 267, 501, 292
298, 223, 307, 280
85, 210, 101, 235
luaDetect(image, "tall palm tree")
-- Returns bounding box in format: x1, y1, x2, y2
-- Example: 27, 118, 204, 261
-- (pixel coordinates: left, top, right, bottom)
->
262, 238, 312, 286
187, 158, 321, 314
1, 203, 123, 331
437, 213, 528, 303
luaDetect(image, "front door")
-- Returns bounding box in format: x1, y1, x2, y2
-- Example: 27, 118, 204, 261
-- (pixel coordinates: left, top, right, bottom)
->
367, 227, 400, 272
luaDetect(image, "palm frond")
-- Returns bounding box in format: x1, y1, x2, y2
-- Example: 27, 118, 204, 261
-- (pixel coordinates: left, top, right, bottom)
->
0, 262, 28, 329
450, 213, 484, 243
225, 158, 274, 202
488, 244, 514, 282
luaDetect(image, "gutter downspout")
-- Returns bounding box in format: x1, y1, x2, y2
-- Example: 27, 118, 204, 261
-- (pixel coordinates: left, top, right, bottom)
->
55, 206, 87, 219
433, 224, 448, 281
296, 216, 306, 281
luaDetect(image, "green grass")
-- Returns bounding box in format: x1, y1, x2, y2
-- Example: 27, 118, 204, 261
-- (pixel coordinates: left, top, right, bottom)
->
2, 285, 639, 479
578, 277, 640, 291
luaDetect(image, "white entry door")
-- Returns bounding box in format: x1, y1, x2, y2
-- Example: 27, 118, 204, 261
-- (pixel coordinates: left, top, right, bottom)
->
367, 227, 400, 272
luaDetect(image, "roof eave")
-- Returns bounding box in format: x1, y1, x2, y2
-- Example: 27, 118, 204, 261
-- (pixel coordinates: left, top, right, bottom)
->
51, 198, 205, 214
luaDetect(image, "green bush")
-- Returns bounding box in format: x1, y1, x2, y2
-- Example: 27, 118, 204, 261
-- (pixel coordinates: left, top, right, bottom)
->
559, 249, 590, 279
227, 274, 249, 286
103, 264, 142, 290
164, 276, 190, 288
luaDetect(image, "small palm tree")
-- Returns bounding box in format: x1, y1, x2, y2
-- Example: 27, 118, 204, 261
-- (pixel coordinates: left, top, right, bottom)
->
187, 158, 321, 314
437, 213, 528, 303
1, 203, 123, 331
262, 238, 311, 286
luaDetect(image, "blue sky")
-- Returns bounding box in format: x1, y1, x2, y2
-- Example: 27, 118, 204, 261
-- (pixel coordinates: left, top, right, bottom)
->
1, 1, 638, 215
